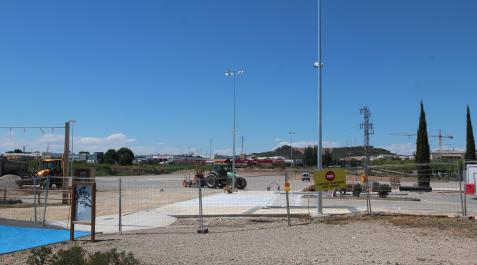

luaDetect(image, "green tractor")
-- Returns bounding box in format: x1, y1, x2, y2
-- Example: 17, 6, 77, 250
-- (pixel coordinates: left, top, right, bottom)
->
205, 163, 247, 189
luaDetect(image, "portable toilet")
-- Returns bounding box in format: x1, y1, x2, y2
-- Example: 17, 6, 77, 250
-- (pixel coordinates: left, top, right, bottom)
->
465, 164, 477, 199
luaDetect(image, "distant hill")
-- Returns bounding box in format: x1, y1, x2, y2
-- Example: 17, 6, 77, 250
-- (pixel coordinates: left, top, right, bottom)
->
251, 145, 393, 160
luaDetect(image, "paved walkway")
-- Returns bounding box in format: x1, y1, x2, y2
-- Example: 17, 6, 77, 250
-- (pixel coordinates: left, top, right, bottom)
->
49, 190, 477, 234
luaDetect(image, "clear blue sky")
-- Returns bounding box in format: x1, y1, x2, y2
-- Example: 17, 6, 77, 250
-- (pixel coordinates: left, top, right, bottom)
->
0, 0, 476, 155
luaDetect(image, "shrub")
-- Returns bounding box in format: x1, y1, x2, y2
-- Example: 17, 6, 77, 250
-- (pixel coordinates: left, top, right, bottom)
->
26, 246, 142, 265
352, 184, 361, 197
26, 247, 52, 265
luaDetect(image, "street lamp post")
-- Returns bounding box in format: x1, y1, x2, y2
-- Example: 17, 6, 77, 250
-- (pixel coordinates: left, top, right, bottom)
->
225, 69, 244, 173
289, 132, 295, 167
314, 0, 324, 214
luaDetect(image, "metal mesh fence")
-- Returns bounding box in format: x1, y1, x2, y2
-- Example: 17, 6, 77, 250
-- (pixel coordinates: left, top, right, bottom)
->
1, 163, 475, 234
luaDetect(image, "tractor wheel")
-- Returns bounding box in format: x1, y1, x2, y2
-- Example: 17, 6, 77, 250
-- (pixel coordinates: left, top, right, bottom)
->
236, 177, 247, 190
206, 174, 217, 188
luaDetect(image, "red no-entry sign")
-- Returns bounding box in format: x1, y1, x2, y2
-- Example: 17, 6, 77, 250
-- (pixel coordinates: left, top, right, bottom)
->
325, 171, 336, 181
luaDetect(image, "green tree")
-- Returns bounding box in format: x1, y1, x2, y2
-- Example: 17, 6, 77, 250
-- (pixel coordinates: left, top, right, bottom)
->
465, 105, 476, 161
102, 149, 118, 164
303, 146, 314, 167
117, 147, 135, 165
322, 149, 334, 167
415, 101, 431, 187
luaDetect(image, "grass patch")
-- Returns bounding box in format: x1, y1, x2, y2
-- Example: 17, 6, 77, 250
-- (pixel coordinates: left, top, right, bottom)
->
72, 162, 211, 177
315, 214, 477, 238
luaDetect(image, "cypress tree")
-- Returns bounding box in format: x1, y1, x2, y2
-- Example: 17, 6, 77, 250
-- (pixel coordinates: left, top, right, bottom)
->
465, 105, 477, 160
415, 102, 431, 187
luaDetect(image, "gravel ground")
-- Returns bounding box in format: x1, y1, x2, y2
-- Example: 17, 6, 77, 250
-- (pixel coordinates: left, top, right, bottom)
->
1, 215, 477, 265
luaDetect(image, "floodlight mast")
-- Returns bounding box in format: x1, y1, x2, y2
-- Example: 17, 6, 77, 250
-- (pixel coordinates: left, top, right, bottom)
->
313, 0, 324, 214
225, 69, 244, 173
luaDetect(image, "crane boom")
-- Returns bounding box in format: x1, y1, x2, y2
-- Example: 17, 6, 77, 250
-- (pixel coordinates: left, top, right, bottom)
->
391, 129, 453, 152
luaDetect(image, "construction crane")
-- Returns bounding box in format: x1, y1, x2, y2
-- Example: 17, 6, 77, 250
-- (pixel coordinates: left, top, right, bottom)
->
430, 129, 454, 152
390, 129, 453, 152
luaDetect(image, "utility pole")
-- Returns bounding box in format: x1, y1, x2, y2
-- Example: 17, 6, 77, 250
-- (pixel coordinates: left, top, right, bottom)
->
209, 138, 213, 160
360, 107, 374, 213
289, 132, 295, 167
63, 122, 70, 204
241, 136, 245, 158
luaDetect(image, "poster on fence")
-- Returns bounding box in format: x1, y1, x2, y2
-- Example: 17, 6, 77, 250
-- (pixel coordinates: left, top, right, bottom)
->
75, 184, 93, 222
71, 181, 96, 242
313, 168, 347, 191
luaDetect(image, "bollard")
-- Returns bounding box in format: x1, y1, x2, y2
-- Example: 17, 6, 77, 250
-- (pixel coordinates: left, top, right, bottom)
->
119, 178, 122, 234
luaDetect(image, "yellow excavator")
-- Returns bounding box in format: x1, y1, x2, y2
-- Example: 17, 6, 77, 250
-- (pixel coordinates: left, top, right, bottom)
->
16, 158, 64, 188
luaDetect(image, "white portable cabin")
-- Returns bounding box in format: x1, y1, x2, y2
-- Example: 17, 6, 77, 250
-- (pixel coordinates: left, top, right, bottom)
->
466, 164, 477, 198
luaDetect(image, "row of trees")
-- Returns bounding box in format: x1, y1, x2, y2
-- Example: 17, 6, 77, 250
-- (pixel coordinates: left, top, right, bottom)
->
100, 148, 135, 165
303, 146, 334, 167
415, 103, 476, 187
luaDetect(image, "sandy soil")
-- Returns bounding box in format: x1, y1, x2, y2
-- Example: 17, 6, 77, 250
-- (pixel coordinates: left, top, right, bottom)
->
1, 215, 476, 265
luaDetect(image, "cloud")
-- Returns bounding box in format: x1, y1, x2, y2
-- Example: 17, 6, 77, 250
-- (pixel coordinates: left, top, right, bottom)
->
214, 148, 233, 156
74, 133, 136, 152
0, 133, 137, 153
381, 143, 415, 155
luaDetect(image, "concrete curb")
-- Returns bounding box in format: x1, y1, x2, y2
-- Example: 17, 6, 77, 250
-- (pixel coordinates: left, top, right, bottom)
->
171, 213, 311, 218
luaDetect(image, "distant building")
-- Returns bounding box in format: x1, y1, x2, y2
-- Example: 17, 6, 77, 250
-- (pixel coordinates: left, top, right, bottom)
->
430, 150, 465, 160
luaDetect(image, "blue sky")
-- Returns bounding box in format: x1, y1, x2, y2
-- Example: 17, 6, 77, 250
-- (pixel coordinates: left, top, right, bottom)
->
0, 0, 476, 155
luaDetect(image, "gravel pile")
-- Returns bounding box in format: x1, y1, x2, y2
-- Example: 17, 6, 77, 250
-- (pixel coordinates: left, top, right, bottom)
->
0, 174, 21, 189
1, 216, 476, 265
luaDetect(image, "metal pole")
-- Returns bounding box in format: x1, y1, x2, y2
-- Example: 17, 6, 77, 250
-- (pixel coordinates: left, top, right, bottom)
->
316, 0, 323, 214
119, 178, 122, 233
70, 122, 74, 177
462, 159, 467, 216
63, 122, 70, 204
459, 159, 465, 215
285, 173, 291, 226
209, 138, 213, 159
289, 132, 295, 168
197, 177, 208, 233
42, 176, 50, 227
233, 74, 236, 173
33, 177, 38, 222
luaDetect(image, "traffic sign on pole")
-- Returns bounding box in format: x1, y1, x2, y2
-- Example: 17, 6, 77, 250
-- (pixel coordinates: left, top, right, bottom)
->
314, 168, 346, 191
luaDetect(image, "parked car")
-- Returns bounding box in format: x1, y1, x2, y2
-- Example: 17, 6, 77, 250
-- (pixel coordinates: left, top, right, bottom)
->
301, 172, 311, 181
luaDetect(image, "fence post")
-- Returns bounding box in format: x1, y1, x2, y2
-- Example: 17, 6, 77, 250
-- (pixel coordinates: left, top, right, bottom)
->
462, 159, 467, 216
458, 161, 465, 216
42, 176, 50, 227
285, 172, 291, 226
197, 177, 208, 233
33, 177, 38, 222
119, 178, 122, 234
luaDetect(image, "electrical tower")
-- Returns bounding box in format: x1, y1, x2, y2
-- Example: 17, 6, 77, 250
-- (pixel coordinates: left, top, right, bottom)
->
360, 106, 374, 212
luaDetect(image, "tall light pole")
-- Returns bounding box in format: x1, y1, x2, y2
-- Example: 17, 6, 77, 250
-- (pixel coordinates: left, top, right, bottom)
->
209, 138, 213, 160
68, 120, 76, 178
313, 0, 324, 214
225, 69, 244, 173
289, 131, 295, 167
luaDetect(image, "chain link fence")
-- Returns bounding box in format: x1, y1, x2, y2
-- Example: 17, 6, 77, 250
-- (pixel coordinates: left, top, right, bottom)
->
1, 162, 476, 234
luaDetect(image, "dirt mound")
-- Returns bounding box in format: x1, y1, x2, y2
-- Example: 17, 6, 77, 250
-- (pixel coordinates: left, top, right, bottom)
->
0, 174, 21, 189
